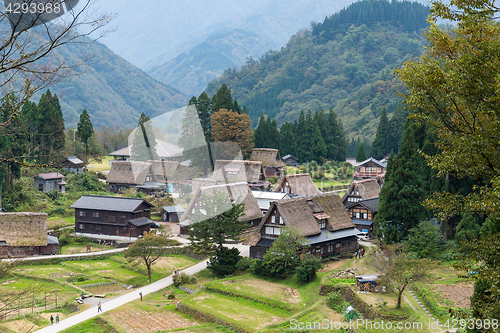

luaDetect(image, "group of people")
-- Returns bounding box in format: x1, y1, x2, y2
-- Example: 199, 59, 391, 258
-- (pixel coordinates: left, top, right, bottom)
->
355, 248, 365, 259
49, 314, 60, 325
172, 268, 180, 275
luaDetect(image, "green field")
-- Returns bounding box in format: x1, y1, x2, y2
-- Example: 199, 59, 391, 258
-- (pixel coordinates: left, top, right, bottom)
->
87, 156, 113, 172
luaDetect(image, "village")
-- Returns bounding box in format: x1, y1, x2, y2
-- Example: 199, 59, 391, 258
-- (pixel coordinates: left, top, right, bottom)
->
0, 143, 474, 333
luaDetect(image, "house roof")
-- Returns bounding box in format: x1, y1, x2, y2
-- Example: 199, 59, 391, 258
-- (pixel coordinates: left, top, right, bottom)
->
352, 219, 374, 226
345, 158, 360, 167
71, 195, 153, 212
47, 235, 59, 245
212, 160, 266, 184
180, 182, 263, 224
282, 154, 297, 161
249, 192, 355, 245
0, 212, 48, 247
67, 156, 83, 164
274, 173, 319, 196
163, 206, 185, 213
35, 172, 65, 180
307, 228, 359, 245
346, 197, 379, 212
107, 161, 152, 185
252, 191, 291, 210
109, 139, 183, 159
342, 179, 381, 202
250, 148, 285, 168
358, 157, 386, 168
148, 160, 180, 182
129, 217, 153, 227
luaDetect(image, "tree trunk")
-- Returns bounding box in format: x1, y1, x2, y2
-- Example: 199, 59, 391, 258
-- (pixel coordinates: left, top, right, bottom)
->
84, 141, 88, 173
397, 285, 406, 309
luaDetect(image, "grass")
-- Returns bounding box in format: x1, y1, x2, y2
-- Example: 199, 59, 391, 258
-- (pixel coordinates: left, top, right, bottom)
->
60, 243, 114, 255
47, 215, 75, 229
60, 317, 118, 333
87, 156, 113, 172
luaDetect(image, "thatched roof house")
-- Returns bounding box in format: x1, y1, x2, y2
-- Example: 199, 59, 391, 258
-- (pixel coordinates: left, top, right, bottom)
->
250, 148, 285, 178
274, 173, 319, 196
247, 192, 359, 259
342, 179, 381, 205
149, 160, 180, 182
179, 182, 263, 234
109, 139, 184, 162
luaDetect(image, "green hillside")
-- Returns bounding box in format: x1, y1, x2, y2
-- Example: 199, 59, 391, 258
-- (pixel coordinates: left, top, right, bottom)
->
38, 39, 188, 129
206, 0, 430, 140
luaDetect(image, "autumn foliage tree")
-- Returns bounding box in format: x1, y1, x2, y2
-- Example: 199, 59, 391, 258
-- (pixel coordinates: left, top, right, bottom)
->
211, 108, 254, 159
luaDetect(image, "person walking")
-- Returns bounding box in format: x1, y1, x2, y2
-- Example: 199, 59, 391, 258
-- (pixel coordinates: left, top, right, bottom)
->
97, 302, 102, 313
56, 314, 59, 324
50, 315, 54, 325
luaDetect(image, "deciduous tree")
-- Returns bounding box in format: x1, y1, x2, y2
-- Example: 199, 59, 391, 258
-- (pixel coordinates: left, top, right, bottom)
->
211, 108, 254, 159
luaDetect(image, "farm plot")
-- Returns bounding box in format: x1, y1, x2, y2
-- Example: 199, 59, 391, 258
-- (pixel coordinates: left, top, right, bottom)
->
433, 283, 473, 308
205, 276, 302, 309
105, 308, 199, 332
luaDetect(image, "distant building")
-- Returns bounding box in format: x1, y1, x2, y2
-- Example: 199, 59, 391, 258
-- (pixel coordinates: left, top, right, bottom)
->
353, 157, 386, 180
62, 156, 84, 173
0, 212, 59, 258
71, 195, 154, 238
250, 148, 285, 178
251, 191, 292, 214
342, 179, 381, 206
345, 198, 378, 238
33, 172, 66, 193
274, 173, 319, 196
162, 206, 185, 222
109, 139, 184, 163
179, 182, 263, 235
246, 192, 359, 260
282, 154, 298, 166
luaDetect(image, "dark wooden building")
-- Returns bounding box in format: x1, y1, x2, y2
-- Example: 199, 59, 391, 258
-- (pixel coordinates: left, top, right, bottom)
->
162, 206, 185, 222
250, 148, 285, 178
342, 179, 381, 206
282, 154, 298, 166
247, 192, 359, 260
62, 156, 84, 173
71, 195, 154, 237
353, 157, 386, 180
345, 198, 378, 238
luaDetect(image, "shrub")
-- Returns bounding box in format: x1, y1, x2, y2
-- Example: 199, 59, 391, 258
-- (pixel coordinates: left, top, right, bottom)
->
268, 176, 278, 184
173, 273, 192, 287
76, 276, 87, 282
251, 259, 269, 276
189, 276, 198, 284
167, 291, 176, 299
235, 257, 253, 271
326, 290, 349, 313
45, 190, 60, 201
207, 246, 241, 277
296, 256, 322, 282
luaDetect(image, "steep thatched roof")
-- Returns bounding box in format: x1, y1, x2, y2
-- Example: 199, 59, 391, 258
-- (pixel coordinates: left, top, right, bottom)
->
250, 148, 285, 168
0, 213, 47, 246
213, 160, 266, 184
106, 161, 152, 185
191, 177, 218, 194
148, 160, 180, 182
274, 173, 319, 196
342, 179, 381, 202
180, 182, 262, 223
248, 192, 355, 245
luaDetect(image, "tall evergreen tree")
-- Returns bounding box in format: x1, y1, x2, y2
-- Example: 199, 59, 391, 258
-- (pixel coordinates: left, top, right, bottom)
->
131, 112, 159, 161
297, 111, 314, 162
375, 120, 427, 243
36, 90, 65, 164
356, 142, 367, 162
371, 107, 390, 159
327, 108, 348, 161
212, 84, 234, 113
253, 114, 269, 148
311, 119, 327, 162
279, 122, 297, 158
268, 118, 280, 151
76, 109, 94, 172
197, 92, 212, 142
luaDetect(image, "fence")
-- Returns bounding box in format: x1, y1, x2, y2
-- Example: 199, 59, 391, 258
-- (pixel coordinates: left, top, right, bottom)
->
0, 290, 68, 321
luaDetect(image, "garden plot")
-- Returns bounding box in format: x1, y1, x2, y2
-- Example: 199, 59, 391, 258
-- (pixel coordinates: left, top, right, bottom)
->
432, 283, 473, 308
105, 308, 199, 332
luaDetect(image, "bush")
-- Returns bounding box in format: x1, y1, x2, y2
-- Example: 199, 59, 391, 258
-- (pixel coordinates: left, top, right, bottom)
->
167, 291, 176, 299
189, 276, 198, 284
251, 259, 269, 276
173, 273, 192, 287
207, 246, 241, 277
326, 290, 349, 313
66, 173, 107, 192
235, 257, 253, 271
296, 256, 322, 282
45, 190, 60, 201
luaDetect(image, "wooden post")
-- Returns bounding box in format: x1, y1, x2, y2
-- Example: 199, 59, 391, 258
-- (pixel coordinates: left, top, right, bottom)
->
32, 292, 34, 313
44, 293, 46, 311
55, 293, 57, 307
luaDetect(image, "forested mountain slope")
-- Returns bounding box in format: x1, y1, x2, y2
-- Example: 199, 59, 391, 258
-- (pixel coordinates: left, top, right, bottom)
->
36, 39, 188, 129
149, 30, 274, 96
206, 0, 430, 140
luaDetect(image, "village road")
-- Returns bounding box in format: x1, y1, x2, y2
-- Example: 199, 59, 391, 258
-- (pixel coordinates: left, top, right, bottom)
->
34, 259, 209, 333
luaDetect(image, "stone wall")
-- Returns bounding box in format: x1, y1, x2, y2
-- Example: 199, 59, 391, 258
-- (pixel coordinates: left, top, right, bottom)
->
0, 212, 47, 246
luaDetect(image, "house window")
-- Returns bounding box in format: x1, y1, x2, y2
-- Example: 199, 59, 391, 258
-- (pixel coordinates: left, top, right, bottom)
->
79, 224, 85, 229
265, 226, 281, 235
318, 219, 326, 229
279, 216, 284, 224
363, 213, 368, 219
273, 215, 279, 224
108, 216, 116, 222
96, 225, 101, 230
321, 247, 324, 254
336, 243, 340, 248
200, 209, 206, 215
92, 212, 99, 218
356, 212, 360, 219
79, 211, 86, 217
121, 215, 126, 219
265, 226, 273, 235
146, 176, 152, 181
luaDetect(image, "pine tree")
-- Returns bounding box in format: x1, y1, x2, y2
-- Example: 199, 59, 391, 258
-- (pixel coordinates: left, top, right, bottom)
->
212, 84, 234, 113
371, 107, 390, 159
179, 105, 209, 172
310, 120, 327, 162
268, 118, 280, 150
327, 108, 348, 161
253, 114, 269, 148
197, 92, 212, 142
130, 112, 159, 161
356, 142, 367, 162
36, 90, 65, 164
76, 109, 93, 172
298, 111, 314, 162
375, 120, 427, 243
279, 122, 297, 158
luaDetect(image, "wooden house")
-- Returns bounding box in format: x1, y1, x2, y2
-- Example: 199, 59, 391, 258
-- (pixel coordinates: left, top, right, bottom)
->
345, 198, 378, 238
62, 156, 84, 173
274, 173, 319, 196
342, 179, 381, 206
251, 191, 292, 214
250, 148, 285, 178
0, 213, 59, 258
212, 160, 269, 191
282, 154, 298, 166
71, 195, 154, 237
34, 172, 66, 193
162, 206, 185, 222
109, 139, 184, 163
353, 157, 386, 180
106, 161, 167, 194
179, 182, 263, 235
247, 192, 359, 260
